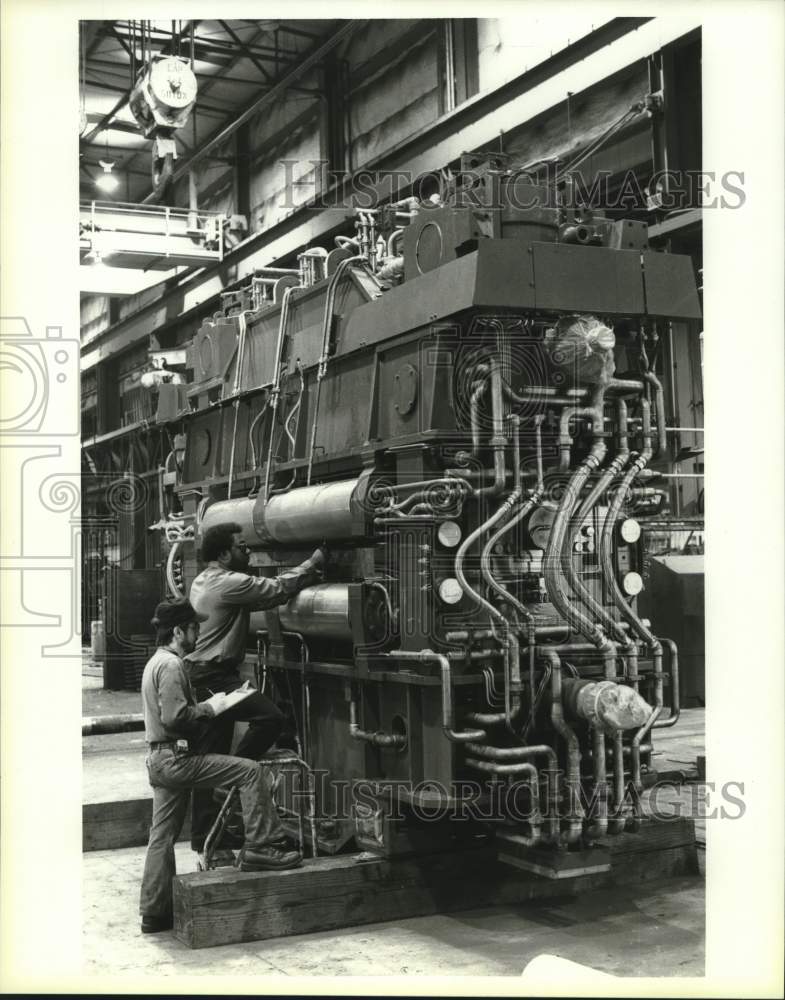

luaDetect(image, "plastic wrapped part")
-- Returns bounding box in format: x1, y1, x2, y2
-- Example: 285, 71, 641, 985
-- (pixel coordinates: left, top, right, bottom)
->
527, 502, 557, 551
545, 315, 616, 386
249, 583, 351, 640
575, 680, 652, 731
252, 478, 362, 545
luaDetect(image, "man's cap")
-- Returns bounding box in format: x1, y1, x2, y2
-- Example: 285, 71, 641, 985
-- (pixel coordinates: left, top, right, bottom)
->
151, 597, 208, 630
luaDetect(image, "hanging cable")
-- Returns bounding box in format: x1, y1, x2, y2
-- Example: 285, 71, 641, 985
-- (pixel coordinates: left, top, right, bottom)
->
556, 103, 644, 181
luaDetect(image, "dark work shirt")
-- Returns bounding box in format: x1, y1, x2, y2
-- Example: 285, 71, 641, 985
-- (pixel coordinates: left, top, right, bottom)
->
185, 558, 320, 675
141, 646, 215, 742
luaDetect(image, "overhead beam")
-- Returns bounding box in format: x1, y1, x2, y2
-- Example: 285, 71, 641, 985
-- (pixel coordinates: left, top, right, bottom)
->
108, 24, 136, 65
219, 20, 272, 82
110, 24, 304, 60
85, 115, 142, 137
87, 56, 281, 87
143, 20, 362, 201
82, 18, 701, 374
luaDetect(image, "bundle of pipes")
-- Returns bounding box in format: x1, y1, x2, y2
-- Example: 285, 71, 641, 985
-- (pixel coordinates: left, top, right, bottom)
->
446, 339, 678, 844
198, 332, 678, 850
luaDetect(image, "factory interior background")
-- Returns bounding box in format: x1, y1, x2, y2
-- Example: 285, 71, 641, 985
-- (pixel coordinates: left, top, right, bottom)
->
0, 8, 771, 992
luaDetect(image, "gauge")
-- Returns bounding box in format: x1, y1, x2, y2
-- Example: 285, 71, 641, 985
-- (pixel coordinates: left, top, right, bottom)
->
437, 521, 462, 547
620, 518, 641, 543
438, 578, 463, 604
622, 571, 643, 596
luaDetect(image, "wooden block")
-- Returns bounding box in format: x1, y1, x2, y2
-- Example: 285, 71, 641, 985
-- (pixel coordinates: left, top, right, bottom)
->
173, 846, 606, 949
172, 818, 699, 949
604, 817, 696, 856
82, 798, 190, 852
609, 844, 699, 884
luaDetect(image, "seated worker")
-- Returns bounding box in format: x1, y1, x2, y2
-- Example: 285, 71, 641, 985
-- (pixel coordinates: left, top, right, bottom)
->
185, 521, 326, 862
139, 598, 302, 935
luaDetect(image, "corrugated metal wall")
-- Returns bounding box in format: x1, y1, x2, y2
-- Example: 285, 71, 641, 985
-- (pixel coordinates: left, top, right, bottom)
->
477, 16, 609, 93
344, 20, 441, 167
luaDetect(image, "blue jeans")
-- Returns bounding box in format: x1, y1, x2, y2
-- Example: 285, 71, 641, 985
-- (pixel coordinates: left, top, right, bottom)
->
189, 669, 284, 850
139, 747, 284, 920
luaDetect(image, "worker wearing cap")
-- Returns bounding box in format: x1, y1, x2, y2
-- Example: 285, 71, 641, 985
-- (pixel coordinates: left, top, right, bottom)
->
185, 521, 326, 860
139, 597, 302, 935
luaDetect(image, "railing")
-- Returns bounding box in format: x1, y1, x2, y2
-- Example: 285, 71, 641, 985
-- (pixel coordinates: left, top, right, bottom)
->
79, 200, 225, 268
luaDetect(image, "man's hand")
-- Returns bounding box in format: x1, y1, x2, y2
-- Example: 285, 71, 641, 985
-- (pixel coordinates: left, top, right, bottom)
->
306, 546, 329, 573
202, 691, 228, 715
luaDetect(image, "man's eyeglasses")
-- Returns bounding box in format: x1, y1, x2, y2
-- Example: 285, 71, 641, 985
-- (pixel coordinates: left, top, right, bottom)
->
233, 541, 250, 553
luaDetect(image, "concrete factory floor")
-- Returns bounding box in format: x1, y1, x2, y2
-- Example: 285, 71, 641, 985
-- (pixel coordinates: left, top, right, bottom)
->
83, 845, 704, 978
82, 659, 706, 980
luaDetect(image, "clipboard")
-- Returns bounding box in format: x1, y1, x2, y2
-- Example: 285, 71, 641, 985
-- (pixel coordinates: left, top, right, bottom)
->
210, 681, 255, 716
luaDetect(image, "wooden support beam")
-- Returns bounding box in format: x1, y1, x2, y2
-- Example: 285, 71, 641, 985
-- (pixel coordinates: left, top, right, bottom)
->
173, 817, 697, 949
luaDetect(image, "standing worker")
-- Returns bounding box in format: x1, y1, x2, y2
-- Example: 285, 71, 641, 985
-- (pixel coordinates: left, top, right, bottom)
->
139, 598, 302, 935
185, 521, 326, 862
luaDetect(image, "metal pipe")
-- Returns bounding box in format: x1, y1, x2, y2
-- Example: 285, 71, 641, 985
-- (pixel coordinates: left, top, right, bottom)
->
82, 714, 144, 737
557, 395, 636, 682
610, 729, 628, 833
480, 487, 543, 729
381, 650, 486, 744
349, 697, 407, 748
654, 637, 681, 728
475, 357, 508, 497
642, 370, 668, 457
587, 725, 609, 840
540, 648, 583, 845
544, 424, 609, 645
454, 492, 521, 727
596, 395, 673, 811
470, 380, 487, 455
448, 649, 503, 662
445, 629, 496, 642
263, 284, 297, 500
559, 448, 631, 645
306, 255, 363, 485
504, 384, 588, 405
464, 761, 543, 847
600, 640, 626, 836
466, 741, 559, 843
474, 414, 545, 731
607, 378, 645, 394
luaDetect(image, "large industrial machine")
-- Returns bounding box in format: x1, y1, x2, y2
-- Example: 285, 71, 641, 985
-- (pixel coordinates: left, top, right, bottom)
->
149, 152, 701, 872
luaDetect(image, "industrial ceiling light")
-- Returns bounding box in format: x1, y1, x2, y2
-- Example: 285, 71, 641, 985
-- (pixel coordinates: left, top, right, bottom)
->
96, 160, 119, 194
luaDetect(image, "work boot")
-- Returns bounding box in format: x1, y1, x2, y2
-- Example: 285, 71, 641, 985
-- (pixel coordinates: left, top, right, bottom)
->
239, 845, 303, 871
141, 913, 173, 934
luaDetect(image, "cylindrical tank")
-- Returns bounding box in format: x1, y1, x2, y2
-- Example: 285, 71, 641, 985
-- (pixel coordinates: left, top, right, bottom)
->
198, 478, 363, 547
252, 479, 361, 544
249, 583, 352, 640
199, 497, 258, 546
